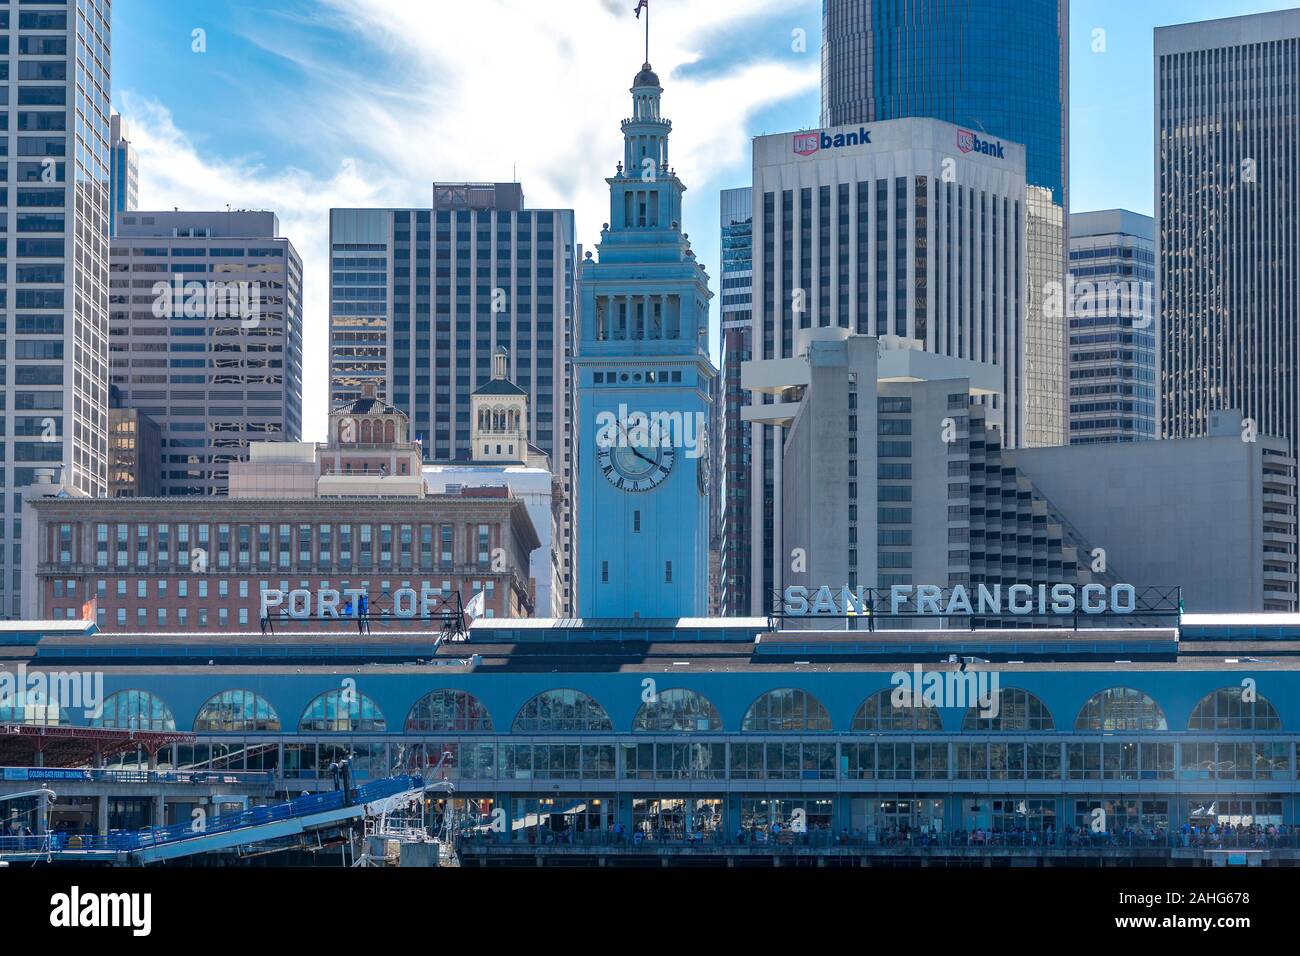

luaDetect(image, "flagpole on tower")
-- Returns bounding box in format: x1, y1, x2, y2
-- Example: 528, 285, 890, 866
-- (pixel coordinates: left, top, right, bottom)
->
635, 0, 649, 63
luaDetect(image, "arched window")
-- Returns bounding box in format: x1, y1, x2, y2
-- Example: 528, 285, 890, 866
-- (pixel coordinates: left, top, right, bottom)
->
1074, 687, 1167, 732
632, 688, 723, 732
298, 689, 386, 733
360, 419, 373, 444
1188, 687, 1282, 731
384, 420, 395, 444
852, 688, 942, 732
742, 689, 832, 732
92, 690, 176, 731
405, 690, 494, 733
0, 701, 69, 726
962, 687, 1054, 731
194, 690, 281, 732
512, 689, 612, 732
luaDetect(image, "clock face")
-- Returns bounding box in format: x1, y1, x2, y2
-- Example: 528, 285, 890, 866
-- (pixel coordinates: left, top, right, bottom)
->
597, 424, 676, 492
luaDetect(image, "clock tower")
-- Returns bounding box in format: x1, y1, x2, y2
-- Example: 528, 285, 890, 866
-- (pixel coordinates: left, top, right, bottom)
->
575, 60, 715, 619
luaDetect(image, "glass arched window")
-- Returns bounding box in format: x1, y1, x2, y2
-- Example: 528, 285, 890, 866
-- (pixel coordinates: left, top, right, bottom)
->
742, 689, 832, 732
405, 690, 494, 732
852, 688, 942, 731
92, 690, 176, 731
0, 701, 69, 726
1188, 687, 1282, 731
512, 689, 612, 733
1074, 687, 1167, 732
632, 688, 723, 732
298, 689, 386, 732
194, 690, 281, 733
962, 688, 1055, 731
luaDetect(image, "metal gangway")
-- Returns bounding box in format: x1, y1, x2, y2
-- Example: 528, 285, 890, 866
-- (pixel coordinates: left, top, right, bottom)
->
0, 774, 433, 865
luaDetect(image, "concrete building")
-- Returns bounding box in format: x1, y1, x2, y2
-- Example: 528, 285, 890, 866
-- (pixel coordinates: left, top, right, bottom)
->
1009, 411, 1298, 612
109, 113, 138, 237
750, 333, 1112, 618
424, 349, 562, 617
109, 210, 304, 496
1067, 209, 1157, 444
750, 333, 1294, 616
0, 0, 113, 619
1023, 187, 1066, 447
1157, 10, 1300, 463
719, 187, 754, 616
328, 184, 578, 614
749, 117, 1028, 613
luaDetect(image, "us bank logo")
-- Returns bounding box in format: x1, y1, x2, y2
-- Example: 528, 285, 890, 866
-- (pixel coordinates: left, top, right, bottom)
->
792, 127, 872, 156
957, 128, 1005, 158
792, 132, 820, 156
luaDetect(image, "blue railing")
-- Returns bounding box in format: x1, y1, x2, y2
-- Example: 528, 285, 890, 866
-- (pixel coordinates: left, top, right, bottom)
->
2, 768, 273, 786
458, 827, 1300, 852
0, 775, 422, 854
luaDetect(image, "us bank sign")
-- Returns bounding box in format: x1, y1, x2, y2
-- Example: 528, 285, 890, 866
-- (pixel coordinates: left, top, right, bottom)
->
782, 583, 1140, 617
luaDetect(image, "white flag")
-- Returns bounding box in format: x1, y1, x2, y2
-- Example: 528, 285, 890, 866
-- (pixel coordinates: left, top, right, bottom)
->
465, 591, 487, 620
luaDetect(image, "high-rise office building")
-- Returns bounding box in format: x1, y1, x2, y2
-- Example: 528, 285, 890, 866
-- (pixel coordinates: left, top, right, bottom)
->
821, 0, 1070, 447
747, 117, 1027, 613
718, 186, 753, 615
109, 112, 137, 237
0, 0, 113, 619
574, 61, 716, 618
1023, 186, 1066, 446
110, 210, 303, 496
1157, 9, 1300, 462
328, 185, 578, 614
107, 392, 161, 499
820, 0, 1068, 207
1067, 209, 1156, 444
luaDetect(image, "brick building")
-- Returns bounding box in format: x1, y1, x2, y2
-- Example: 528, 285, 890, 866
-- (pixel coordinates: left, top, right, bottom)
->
20, 387, 540, 630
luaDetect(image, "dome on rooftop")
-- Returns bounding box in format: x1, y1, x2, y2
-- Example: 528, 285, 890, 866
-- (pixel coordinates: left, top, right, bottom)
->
633, 62, 660, 88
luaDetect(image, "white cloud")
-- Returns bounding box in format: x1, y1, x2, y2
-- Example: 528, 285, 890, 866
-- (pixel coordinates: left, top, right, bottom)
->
118, 0, 818, 439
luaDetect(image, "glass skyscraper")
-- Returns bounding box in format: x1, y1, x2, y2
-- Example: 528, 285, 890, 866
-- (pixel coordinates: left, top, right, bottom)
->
1, 0, 113, 619
820, 0, 1068, 207
109, 112, 136, 237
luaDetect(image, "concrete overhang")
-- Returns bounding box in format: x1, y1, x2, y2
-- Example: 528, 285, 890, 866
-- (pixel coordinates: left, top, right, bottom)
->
741, 402, 800, 427
741, 356, 808, 394
876, 348, 1002, 396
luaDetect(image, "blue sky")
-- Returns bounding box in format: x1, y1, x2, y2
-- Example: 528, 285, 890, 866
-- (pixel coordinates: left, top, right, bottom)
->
112, 0, 1299, 440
